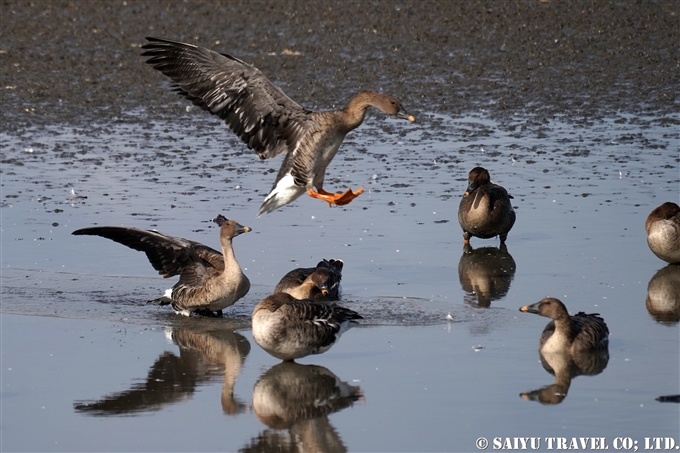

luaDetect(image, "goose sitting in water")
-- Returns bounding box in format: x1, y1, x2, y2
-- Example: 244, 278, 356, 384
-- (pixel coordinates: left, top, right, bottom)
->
72, 215, 250, 317
519, 298, 609, 353
141, 37, 415, 216
252, 293, 362, 361
645, 202, 680, 264
274, 259, 343, 302
458, 167, 515, 244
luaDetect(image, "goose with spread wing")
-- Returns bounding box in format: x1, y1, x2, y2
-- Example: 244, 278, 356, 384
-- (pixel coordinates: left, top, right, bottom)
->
141, 37, 415, 216
72, 215, 250, 317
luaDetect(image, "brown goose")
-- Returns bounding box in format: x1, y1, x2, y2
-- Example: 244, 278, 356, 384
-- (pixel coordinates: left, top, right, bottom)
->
274, 259, 343, 302
458, 167, 515, 244
645, 202, 680, 264
72, 215, 250, 317
519, 298, 609, 353
252, 293, 362, 361
141, 37, 415, 216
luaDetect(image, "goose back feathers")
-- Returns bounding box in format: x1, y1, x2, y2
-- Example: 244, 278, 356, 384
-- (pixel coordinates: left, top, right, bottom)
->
274, 259, 343, 302
142, 37, 414, 215
520, 298, 609, 353
72, 215, 250, 317
645, 202, 680, 264
458, 167, 515, 244
252, 293, 362, 361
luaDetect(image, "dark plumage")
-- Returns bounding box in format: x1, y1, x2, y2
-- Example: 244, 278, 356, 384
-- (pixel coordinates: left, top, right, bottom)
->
458, 167, 515, 244
72, 215, 250, 317
274, 259, 343, 302
645, 202, 680, 264
141, 37, 414, 216
519, 298, 609, 353
251, 293, 362, 361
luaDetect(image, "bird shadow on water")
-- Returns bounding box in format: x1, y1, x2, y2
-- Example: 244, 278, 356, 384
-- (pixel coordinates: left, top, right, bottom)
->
73, 318, 251, 416
457, 243, 516, 308
242, 361, 362, 453
520, 349, 610, 405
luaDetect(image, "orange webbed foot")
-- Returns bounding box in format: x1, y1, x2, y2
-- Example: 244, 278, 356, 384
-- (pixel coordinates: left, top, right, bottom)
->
307, 187, 364, 207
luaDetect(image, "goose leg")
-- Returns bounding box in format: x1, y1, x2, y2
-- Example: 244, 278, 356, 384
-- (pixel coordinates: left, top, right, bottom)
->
307, 187, 364, 207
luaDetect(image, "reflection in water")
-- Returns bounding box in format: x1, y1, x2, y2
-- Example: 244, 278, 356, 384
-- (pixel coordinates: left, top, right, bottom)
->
656, 395, 680, 403
74, 320, 250, 416
520, 349, 609, 405
458, 243, 516, 307
241, 362, 362, 453
646, 264, 680, 324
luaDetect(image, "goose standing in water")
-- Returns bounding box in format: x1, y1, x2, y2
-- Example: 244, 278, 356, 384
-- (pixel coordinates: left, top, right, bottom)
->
142, 37, 415, 216
519, 298, 609, 353
645, 202, 680, 264
252, 293, 362, 361
458, 167, 515, 244
72, 215, 250, 317
274, 259, 343, 302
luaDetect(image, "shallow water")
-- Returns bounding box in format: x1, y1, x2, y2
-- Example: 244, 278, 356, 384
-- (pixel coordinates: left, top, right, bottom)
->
2, 1, 680, 451
2, 109, 679, 451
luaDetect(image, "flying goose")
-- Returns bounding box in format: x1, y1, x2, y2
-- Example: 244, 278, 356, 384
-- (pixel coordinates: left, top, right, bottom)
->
458, 167, 516, 244
141, 37, 415, 216
72, 215, 250, 317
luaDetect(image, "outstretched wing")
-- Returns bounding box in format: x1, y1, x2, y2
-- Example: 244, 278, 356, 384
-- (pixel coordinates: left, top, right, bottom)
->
72, 226, 212, 281
142, 37, 313, 159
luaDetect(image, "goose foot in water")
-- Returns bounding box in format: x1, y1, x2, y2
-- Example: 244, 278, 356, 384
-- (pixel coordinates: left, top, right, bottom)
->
308, 187, 364, 207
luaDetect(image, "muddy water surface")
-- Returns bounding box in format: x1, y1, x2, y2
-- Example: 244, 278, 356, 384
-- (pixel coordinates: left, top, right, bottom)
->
1, 1, 679, 452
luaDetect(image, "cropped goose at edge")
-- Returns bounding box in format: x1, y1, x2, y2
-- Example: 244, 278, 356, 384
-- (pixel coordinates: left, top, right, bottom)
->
142, 37, 415, 216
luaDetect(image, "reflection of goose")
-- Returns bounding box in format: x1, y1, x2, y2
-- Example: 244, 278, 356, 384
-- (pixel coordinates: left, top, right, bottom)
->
242, 362, 361, 452
458, 167, 515, 245
275, 259, 343, 302
646, 264, 680, 324
458, 243, 516, 307
520, 298, 609, 353
520, 349, 609, 405
72, 215, 250, 317
645, 202, 680, 264
656, 395, 680, 403
252, 293, 362, 361
142, 38, 414, 216
74, 320, 250, 416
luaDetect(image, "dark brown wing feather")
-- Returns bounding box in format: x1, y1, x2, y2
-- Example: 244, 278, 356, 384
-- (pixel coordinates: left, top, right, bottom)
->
278, 299, 362, 348
540, 313, 609, 350
72, 226, 213, 281
186, 240, 224, 272
142, 37, 313, 160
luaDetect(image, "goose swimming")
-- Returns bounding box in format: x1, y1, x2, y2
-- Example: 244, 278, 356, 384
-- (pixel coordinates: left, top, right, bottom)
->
519, 298, 609, 353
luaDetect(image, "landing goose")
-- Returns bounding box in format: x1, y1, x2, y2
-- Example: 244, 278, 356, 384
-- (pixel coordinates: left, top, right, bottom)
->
252, 293, 362, 361
458, 167, 515, 244
645, 202, 680, 264
519, 298, 609, 353
274, 259, 343, 302
72, 215, 250, 317
141, 37, 415, 216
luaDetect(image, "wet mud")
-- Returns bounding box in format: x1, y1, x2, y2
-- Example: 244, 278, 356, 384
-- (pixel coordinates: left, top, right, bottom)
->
1, 0, 678, 132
